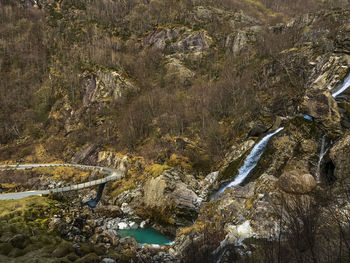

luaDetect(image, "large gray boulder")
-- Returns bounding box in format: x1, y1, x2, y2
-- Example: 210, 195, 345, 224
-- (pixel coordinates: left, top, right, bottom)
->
142, 169, 201, 226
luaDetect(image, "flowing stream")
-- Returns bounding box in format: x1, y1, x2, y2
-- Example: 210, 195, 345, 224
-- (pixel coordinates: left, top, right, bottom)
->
332, 73, 350, 98
213, 127, 284, 199
316, 135, 328, 183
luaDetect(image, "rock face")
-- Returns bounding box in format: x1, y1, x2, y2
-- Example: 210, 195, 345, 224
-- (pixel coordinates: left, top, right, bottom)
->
335, 24, 350, 54
302, 70, 342, 133
225, 26, 261, 56
330, 131, 350, 181
82, 69, 136, 106
144, 27, 213, 54
97, 151, 129, 173
247, 116, 323, 183
248, 123, 268, 137
71, 144, 98, 164
277, 170, 317, 194
216, 139, 255, 183
165, 57, 194, 85
142, 169, 201, 226
171, 180, 278, 259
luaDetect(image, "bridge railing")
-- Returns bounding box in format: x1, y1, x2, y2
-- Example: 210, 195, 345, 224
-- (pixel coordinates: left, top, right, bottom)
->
0, 163, 124, 197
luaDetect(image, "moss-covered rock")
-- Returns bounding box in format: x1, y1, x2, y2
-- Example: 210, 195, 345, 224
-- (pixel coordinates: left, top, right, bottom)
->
0, 243, 13, 256
216, 139, 255, 182
52, 241, 74, 258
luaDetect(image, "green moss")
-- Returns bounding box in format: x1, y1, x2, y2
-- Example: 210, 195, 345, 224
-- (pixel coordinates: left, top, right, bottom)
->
167, 154, 193, 171
137, 206, 175, 226
111, 180, 137, 197
217, 152, 248, 182
178, 221, 206, 236
145, 164, 171, 178
8, 247, 26, 258
245, 195, 257, 210
52, 241, 74, 258
65, 253, 79, 261
74, 253, 99, 263
0, 243, 13, 256
0, 197, 55, 217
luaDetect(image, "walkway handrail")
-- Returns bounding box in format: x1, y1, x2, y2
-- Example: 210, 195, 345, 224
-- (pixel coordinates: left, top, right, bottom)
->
0, 163, 124, 200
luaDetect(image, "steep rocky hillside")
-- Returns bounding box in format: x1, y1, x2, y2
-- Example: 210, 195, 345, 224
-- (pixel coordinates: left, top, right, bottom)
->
1, 0, 350, 262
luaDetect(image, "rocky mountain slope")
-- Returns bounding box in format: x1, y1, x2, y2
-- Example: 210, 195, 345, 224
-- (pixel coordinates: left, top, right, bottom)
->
1, 0, 350, 262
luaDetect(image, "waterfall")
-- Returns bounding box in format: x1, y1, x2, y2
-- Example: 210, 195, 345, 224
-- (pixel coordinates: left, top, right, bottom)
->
332, 73, 350, 98
316, 135, 329, 183
212, 127, 284, 199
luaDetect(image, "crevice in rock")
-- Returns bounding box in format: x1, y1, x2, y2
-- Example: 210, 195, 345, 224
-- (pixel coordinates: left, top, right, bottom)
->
321, 160, 336, 185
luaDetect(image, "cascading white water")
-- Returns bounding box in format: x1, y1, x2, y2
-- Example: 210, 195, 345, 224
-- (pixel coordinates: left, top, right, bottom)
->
213, 127, 284, 199
332, 73, 350, 98
316, 135, 329, 183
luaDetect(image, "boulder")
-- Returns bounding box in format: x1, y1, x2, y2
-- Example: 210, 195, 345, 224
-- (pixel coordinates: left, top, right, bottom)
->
171, 182, 277, 259
248, 123, 267, 137
277, 170, 317, 194
129, 222, 138, 230
143, 169, 201, 226
302, 87, 342, 133
140, 220, 148, 228
95, 205, 123, 218
117, 222, 128, 230
120, 202, 134, 215
8, 234, 30, 249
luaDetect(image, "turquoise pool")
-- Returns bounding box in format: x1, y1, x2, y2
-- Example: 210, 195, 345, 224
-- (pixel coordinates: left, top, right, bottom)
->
116, 228, 172, 245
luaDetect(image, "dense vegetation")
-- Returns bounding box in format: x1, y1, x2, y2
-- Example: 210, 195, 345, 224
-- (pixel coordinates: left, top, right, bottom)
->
1, 0, 347, 172
1, 0, 350, 263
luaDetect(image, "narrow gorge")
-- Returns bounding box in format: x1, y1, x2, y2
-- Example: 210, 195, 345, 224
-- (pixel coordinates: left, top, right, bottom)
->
1, 0, 350, 262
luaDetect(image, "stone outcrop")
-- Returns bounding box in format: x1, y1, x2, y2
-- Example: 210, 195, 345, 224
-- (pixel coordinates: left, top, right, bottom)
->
225, 26, 261, 56
165, 57, 194, 85
216, 139, 255, 183
71, 144, 98, 165
144, 27, 213, 56
97, 151, 129, 173
330, 131, 350, 181
301, 58, 344, 134
82, 69, 136, 106
335, 24, 350, 54
171, 180, 278, 259
142, 169, 201, 227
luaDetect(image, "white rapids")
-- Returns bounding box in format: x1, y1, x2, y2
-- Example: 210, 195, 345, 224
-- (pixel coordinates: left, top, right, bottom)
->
213, 127, 284, 198
332, 73, 350, 98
